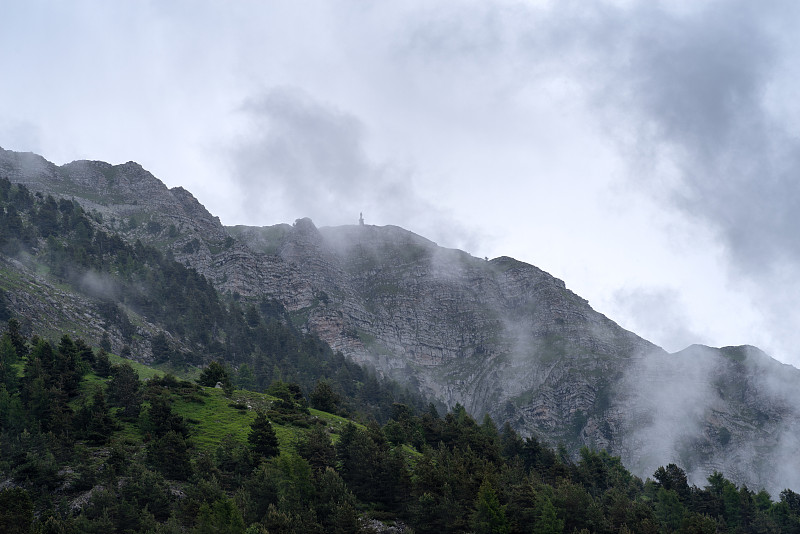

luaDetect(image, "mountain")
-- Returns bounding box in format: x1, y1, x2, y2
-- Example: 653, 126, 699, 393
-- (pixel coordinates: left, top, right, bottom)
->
2, 146, 799, 492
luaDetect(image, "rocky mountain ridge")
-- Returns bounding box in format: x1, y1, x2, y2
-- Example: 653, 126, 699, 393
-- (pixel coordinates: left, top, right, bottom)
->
2, 146, 799, 492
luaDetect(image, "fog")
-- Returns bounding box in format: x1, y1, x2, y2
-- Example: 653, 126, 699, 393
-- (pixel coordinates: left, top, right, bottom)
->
619, 345, 800, 494
230, 87, 478, 252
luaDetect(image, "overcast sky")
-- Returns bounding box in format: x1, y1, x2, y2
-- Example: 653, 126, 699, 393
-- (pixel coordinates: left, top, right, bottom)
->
3, 0, 800, 366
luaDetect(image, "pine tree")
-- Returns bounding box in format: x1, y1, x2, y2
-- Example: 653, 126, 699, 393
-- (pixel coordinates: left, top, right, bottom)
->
0, 488, 34, 534
144, 392, 188, 438
472, 479, 510, 534
194, 497, 246, 534
533, 495, 564, 534
309, 380, 341, 413
107, 363, 142, 421
198, 360, 233, 394
0, 335, 18, 392
5, 318, 27, 359
314, 468, 361, 534
147, 430, 193, 481
93, 347, 112, 378
248, 411, 279, 460
75, 388, 116, 445
236, 363, 256, 391
297, 425, 336, 473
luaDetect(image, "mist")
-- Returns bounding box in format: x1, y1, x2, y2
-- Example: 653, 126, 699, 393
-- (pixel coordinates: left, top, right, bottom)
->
538, 0, 800, 362
78, 270, 120, 301
229, 87, 479, 254
618, 345, 800, 494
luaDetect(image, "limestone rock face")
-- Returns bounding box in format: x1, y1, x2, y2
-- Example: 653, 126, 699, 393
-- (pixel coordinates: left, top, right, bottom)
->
3, 147, 800, 492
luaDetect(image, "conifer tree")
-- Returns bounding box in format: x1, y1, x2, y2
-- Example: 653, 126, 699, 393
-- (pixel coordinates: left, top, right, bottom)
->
107, 363, 142, 421
144, 392, 188, 438
147, 430, 193, 481
195, 497, 246, 534
5, 318, 27, 359
93, 347, 112, 378
0, 335, 18, 392
297, 425, 336, 474
248, 411, 279, 460
314, 467, 361, 534
0, 488, 34, 534
198, 360, 233, 394
534, 495, 564, 534
236, 363, 256, 391
472, 479, 510, 534
75, 387, 115, 445
309, 380, 341, 414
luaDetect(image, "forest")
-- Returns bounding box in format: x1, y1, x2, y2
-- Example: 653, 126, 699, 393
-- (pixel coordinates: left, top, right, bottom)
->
2, 321, 800, 533
3, 178, 800, 532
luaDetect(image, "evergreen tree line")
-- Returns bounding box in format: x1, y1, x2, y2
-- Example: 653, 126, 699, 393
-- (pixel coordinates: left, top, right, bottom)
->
2, 321, 800, 533
0, 177, 427, 422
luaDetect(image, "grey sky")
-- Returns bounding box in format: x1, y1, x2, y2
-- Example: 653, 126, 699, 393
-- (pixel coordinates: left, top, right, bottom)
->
2, 0, 800, 365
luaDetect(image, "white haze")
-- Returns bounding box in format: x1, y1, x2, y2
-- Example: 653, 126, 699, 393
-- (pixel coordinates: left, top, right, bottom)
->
620, 349, 717, 485
2, 1, 800, 368
619, 345, 800, 494
78, 270, 120, 301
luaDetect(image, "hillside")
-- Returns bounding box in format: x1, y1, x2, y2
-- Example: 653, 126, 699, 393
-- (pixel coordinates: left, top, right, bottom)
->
0, 171, 426, 424
3, 323, 800, 533
2, 146, 800, 493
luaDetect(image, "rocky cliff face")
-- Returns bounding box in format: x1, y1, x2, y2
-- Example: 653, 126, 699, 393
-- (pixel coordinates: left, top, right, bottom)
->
3, 147, 800, 492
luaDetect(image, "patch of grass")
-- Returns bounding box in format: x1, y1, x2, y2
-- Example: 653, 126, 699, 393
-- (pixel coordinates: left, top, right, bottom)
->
78, 371, 108, 392
107, 353, 166, 381
172, 387, 260, 452
114, 420, 142, 443
309, 408, 356, 441
65, 356, 361, 461
152, 361, 201, 381
0, 266, 26, 289
169, 386, 357, 454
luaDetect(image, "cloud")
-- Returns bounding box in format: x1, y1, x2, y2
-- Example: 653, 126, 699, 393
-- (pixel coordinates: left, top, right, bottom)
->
464, 0, 800, 362
0, 120, 42, 154
386, 0, 800, 360
232, 87, 373, 220
229, 86, 478, 250
215, 2, 800, 362
589, 1, 800, 362
611, 287, 700, 352
78, 270, 120, 301
617, 344, 800, 492
411, 0, 800, 279
619, 346, 719, 485
586, 1, 800, 274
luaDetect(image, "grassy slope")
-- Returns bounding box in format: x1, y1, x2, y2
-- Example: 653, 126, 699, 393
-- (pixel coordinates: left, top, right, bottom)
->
92, 354, 356, 455
173, 388, 355, 452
